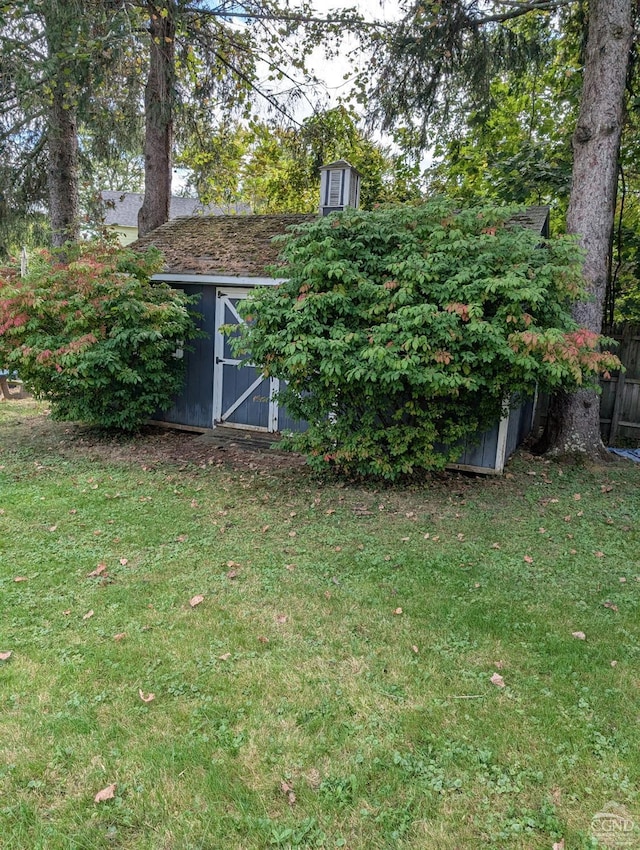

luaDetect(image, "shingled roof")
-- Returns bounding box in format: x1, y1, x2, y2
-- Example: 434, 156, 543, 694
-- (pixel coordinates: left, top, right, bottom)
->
132, 206, 550, 279
507, 205, 550, 237
133, 214, 315, 277
99, 191, 246, 228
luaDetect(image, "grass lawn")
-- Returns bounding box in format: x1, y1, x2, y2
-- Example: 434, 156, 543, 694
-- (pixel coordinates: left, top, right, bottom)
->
0, 399, 638, 850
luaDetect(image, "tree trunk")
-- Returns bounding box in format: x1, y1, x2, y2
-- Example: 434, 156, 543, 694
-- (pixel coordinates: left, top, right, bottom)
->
45, 2, 80, 248
138, 2, 176, 238
542, 0, 632, 458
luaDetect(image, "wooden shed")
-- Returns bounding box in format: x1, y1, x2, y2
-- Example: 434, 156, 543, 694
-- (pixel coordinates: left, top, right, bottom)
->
133, 202, 550, 474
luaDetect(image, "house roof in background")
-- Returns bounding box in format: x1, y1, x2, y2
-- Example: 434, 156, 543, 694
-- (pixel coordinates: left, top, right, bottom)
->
133, 214, 315, 277
99, 191, 248, 228
508, 205, 550, 237
132, 205, 550, 278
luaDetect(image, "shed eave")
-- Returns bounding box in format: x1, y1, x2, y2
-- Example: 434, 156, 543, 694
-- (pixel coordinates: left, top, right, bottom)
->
151, 273, 284, 286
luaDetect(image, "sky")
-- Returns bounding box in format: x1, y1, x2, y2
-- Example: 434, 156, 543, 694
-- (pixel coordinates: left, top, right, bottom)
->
300, 0, 399, 112
237, 0, 402, 119
174, 0, 402, 191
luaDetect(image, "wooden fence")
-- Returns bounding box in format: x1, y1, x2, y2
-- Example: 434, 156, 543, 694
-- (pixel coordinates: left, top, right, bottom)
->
600, 323, 640, 445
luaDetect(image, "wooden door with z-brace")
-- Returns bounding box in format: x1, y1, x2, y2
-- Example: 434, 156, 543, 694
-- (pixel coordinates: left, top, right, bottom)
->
213, 288, 280, 431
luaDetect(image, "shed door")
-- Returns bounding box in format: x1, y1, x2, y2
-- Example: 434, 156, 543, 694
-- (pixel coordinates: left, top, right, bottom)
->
213, 288, 279, 432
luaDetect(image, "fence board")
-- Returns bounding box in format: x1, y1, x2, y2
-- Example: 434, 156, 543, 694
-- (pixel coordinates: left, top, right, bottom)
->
601, 323, 640, 445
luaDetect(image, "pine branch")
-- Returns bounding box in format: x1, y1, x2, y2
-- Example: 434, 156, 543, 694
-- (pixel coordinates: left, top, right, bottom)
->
209, 48, 306, 127
189, 7, 392, 32
477, 0, 575, 25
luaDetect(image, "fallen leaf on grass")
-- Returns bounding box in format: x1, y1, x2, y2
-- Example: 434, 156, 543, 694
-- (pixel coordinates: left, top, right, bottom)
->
490, 673, 505, 688
83, 610, 94, 620
94, 784, 116, 803
601, 485, 613, 493
87, 563, 107, 578
523, 555, 534, 564
573, 493, 581, 501
594, 551, 605, 558
571, 631, 586, 640
553, 840, 565, 850
276, 614, 288, 624
138, 689, 155, 703
284, 563, 296, 571
411, 645, 419, 654
14, 576, 28, 582
218, 653, 232, 661
119, 558, 128, 566
189, 595, 204, 608
603, 601, 619, 612
491, 542, 500, 549
280, 781, 296, 806
0, 651, 12, 661
611, 660, 618, 667
394, 607, 403, 615
258, 635, 269, 644
113, 633, 126, 641
48, 525, 57, 532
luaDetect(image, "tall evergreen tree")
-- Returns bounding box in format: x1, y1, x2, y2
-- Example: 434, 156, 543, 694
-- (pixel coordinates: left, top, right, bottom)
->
544, 0, 633, 456
137, 1, 176, 236
0, 0, 140, 248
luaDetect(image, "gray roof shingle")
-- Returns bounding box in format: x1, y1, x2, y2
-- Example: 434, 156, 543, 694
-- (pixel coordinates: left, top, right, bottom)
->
99, 191, 247, 228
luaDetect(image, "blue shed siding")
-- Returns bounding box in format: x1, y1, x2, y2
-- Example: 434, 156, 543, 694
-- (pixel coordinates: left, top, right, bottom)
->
154, 280, 536, 473
159, 285, 216, 429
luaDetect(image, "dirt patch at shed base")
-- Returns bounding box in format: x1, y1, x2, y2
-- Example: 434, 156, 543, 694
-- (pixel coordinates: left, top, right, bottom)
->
0, 399, 307, 474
